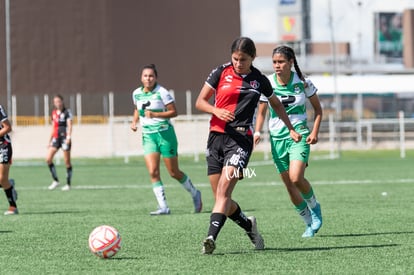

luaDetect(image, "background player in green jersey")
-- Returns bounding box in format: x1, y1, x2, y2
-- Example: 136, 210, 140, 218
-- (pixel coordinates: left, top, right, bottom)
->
131, 64, 202, 215
255, 45, 323, 237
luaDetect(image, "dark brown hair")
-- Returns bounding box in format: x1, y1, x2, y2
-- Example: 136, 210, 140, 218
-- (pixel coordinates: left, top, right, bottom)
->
141, 64, 158, 77
53, 94, 66, 109
231, 37, 256, 58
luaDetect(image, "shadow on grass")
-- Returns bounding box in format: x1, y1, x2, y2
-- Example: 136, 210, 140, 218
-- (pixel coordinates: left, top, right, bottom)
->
319, 231, 414, 238
220, 243, 399, 255
106, 256, 141, 260
22, 210, 86, 215
0, 230, 13, 233
266, 243, 399, 252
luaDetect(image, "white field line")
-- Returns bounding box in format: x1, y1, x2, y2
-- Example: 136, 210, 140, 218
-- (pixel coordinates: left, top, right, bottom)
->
15, 178, 414, 191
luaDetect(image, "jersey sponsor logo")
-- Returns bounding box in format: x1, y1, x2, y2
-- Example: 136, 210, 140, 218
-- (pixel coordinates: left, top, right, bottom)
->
224, 75, 233, 82
294, 84, 301, 94
250, 80, 260, 89
141, 101, 151, 110
165, 93, 174, 101
280, 95, 296, 107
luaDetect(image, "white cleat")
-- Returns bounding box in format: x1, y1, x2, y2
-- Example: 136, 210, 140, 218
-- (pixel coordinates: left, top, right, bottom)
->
247, 216, 265, 250
61, 184, 71, 191
4, 206, 19, 215
48, 181, 60, 190
150, 208, 170, 216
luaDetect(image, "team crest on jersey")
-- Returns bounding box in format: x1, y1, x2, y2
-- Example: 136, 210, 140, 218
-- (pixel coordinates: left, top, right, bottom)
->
294, 84, 301, 94
225, 75, 233, 82
250, 80, 260, 89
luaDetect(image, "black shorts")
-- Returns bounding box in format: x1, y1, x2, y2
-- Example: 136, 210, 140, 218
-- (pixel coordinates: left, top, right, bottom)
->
0, 142, 12, 164
51, 135, 71, 151
206, 132, 253, 178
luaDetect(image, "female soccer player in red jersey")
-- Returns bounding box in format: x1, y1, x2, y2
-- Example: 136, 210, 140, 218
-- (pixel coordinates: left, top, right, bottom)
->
196, 37, 302, 254
46, 95, 73, 191
0, 105, 18, 215
254, 45, 323, 237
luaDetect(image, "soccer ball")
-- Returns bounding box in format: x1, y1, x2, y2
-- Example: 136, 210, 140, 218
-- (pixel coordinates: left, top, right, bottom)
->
88, 225, 121, 259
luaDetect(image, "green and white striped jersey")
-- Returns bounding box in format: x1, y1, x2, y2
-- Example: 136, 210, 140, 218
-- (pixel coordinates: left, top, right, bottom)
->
132, 84, 174, 134
260, 72, 317, 139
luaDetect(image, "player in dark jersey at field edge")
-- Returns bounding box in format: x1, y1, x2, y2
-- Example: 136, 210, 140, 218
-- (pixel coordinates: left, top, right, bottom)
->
0, 105, 19, 215
46, 95, 73, 191
195, 37, 302, 254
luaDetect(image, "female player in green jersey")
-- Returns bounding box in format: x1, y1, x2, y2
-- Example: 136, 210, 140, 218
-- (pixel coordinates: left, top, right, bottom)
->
255, 45, 323, 237
131, 64, 202, 215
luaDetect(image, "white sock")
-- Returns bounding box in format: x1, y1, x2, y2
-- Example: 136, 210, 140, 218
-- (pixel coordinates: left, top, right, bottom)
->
152, 182, 168, 209
302, 188, 318, 209
295, 202, 312, 226
304, 196, 317, 209
179, 175, 198, 197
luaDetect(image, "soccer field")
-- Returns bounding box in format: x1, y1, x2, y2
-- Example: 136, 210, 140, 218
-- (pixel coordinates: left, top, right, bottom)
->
1, 150, 413, 274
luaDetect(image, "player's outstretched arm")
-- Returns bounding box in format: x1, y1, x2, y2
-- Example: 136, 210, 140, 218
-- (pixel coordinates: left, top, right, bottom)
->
195, 84, 234, 122
145, 102, 177, 119
131, 109, 139, 132
254, 102, 268, 145
307, 94, 323, 144
66, 118, 72, 144
0, 119, 12, 138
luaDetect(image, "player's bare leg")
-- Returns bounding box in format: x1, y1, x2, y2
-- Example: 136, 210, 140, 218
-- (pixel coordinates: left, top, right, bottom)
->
46, 146, 60, 190
145, 153, 169, 215
61, 150, 72, 191
164, 156, 202, 213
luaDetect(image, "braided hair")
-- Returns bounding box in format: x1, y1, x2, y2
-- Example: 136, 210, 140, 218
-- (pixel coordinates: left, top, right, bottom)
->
272, 45, 305, 82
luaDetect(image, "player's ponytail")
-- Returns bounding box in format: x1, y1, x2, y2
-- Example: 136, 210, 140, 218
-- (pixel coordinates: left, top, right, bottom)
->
272, 45, 306, 82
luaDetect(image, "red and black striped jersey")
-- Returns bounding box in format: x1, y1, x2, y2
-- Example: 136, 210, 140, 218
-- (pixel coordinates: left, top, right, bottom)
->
205, 62, 273, 135
52, 108, 72, 138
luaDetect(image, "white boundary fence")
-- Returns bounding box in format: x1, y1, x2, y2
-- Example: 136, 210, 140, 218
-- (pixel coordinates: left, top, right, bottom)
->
10, 114, 414, 161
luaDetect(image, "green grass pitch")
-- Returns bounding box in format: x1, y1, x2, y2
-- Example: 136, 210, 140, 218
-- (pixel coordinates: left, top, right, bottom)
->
0, 150, 413, 274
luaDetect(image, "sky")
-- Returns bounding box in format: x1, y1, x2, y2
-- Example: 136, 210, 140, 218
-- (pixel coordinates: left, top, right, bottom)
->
240, 0, 414, 60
